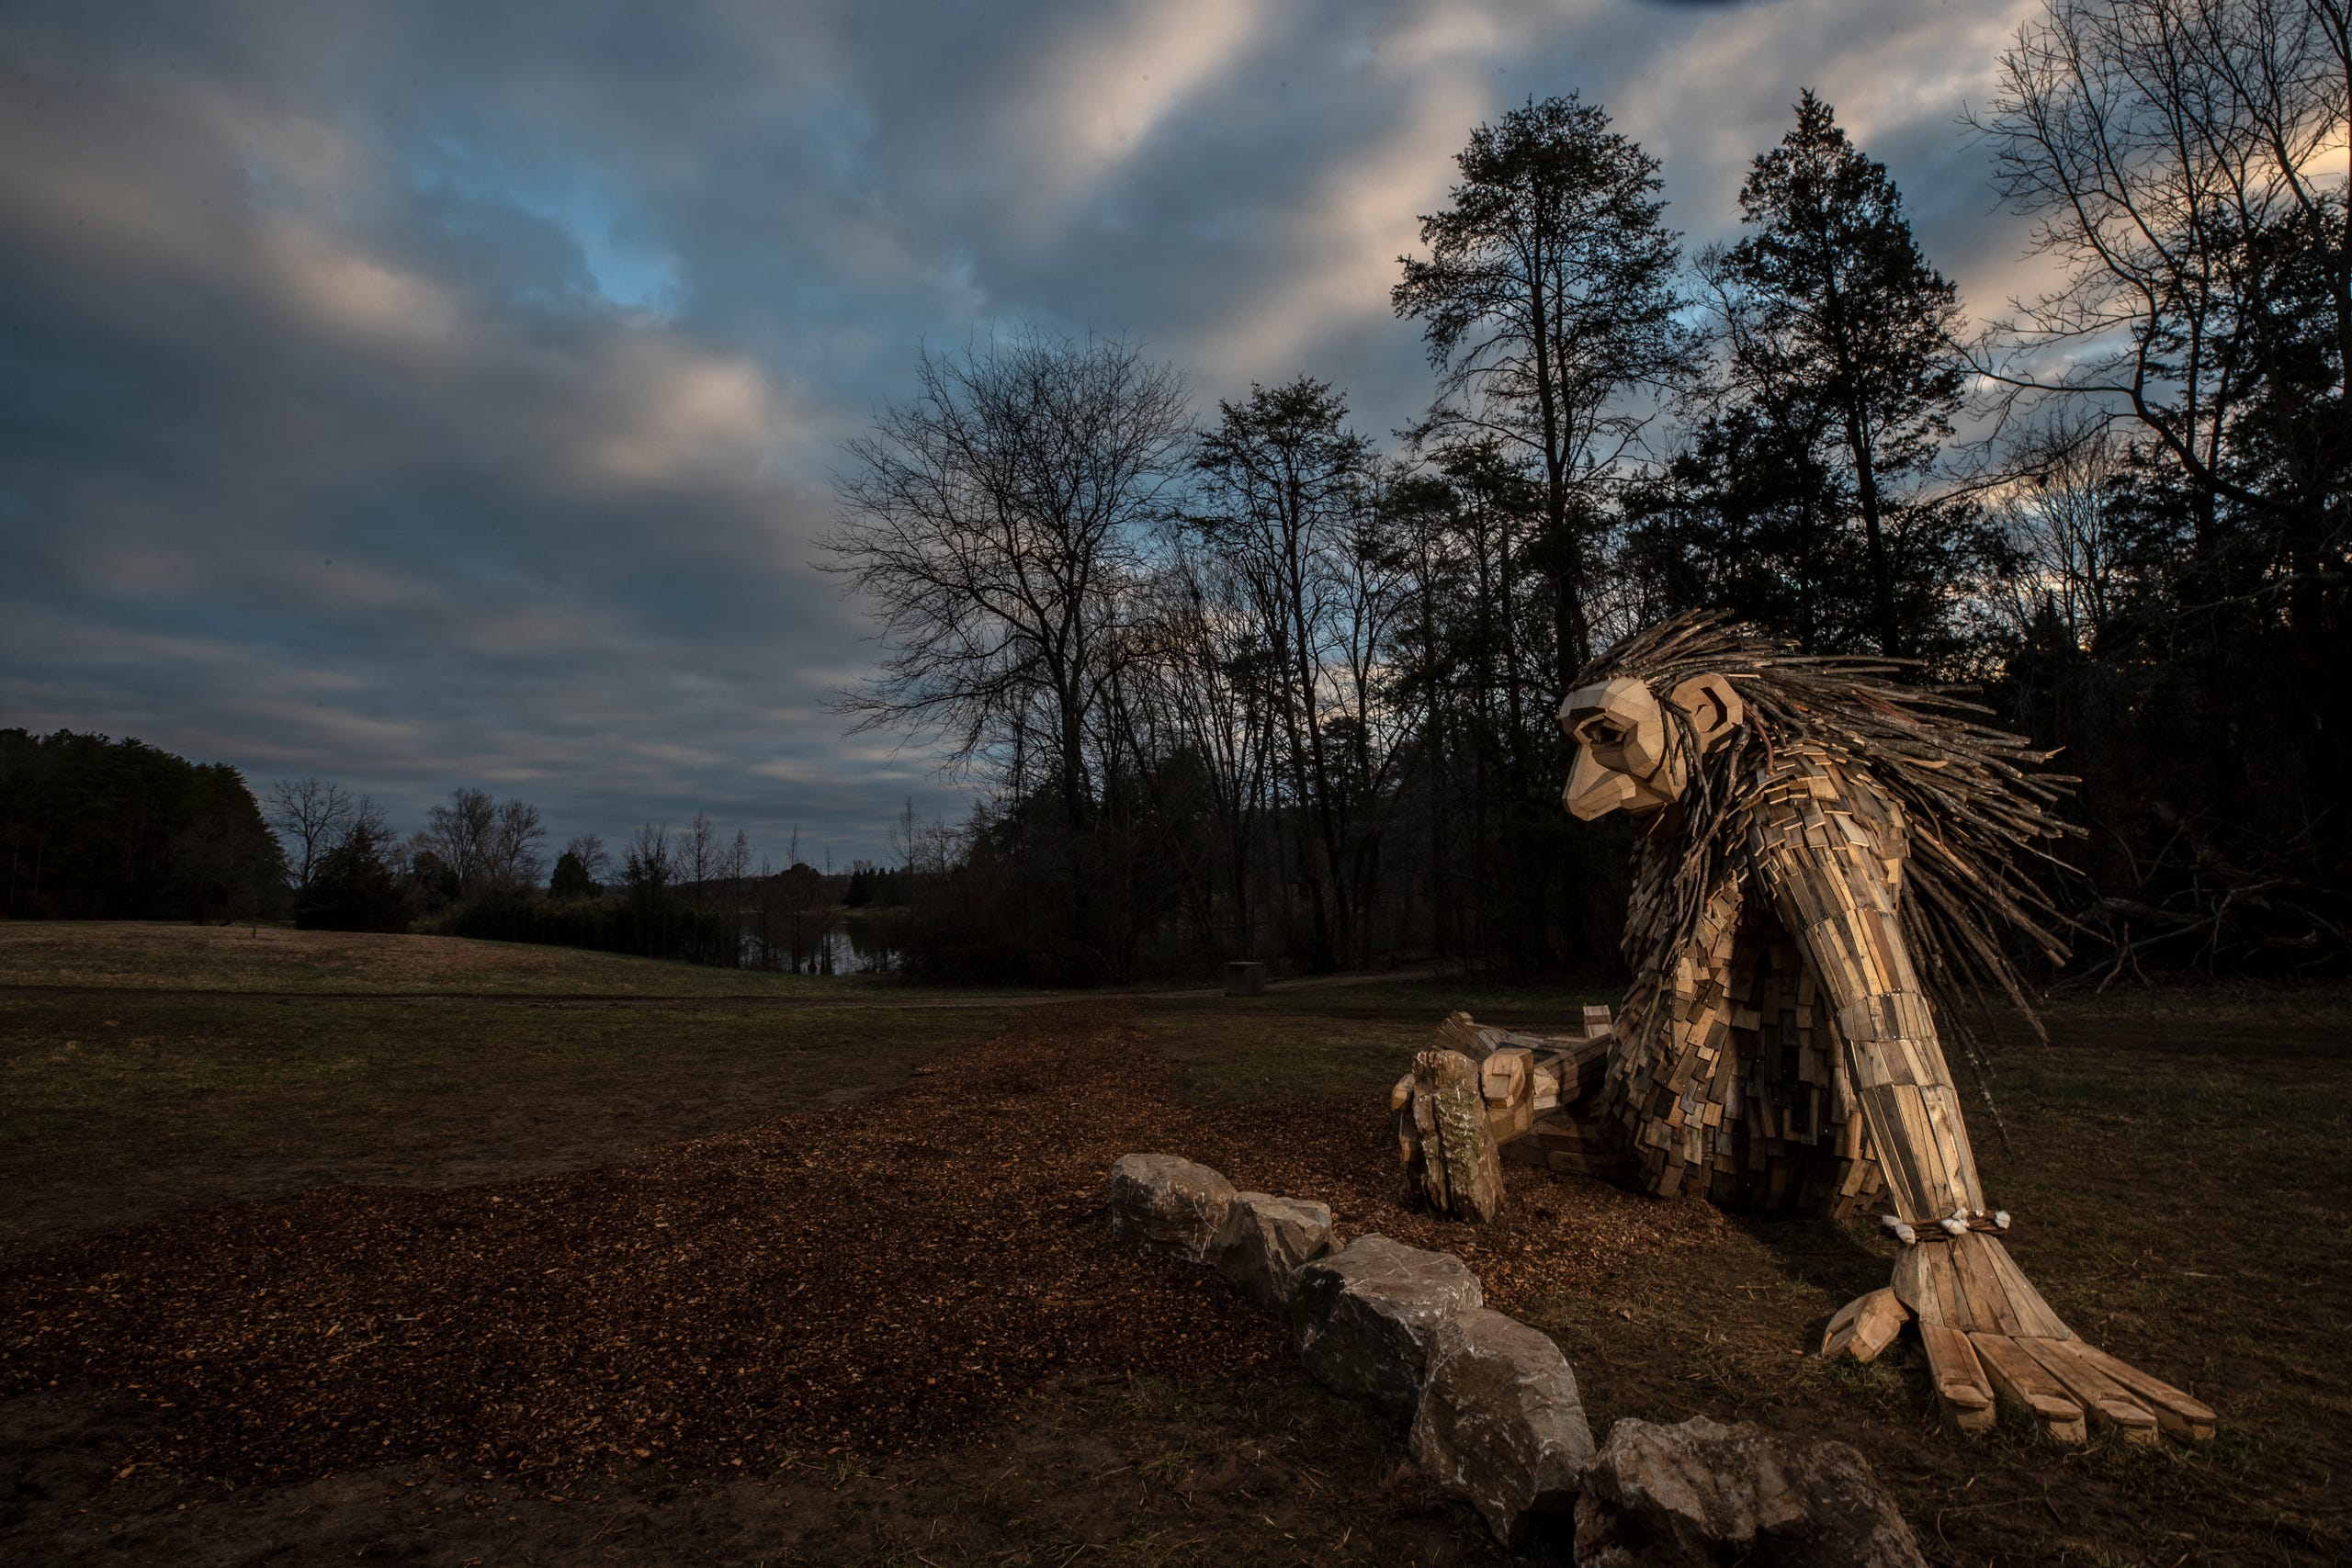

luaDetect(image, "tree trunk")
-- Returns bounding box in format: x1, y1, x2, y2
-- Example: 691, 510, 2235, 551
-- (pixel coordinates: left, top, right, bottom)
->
1840, 403, 1901, 658
1526, 258, 1592, 683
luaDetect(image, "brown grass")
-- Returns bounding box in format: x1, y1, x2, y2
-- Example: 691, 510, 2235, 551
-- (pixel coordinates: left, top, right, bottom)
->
0, 919, 889, 997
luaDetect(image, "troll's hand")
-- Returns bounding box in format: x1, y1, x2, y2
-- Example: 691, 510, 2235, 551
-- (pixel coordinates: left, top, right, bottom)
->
1824, 1230, 2214, 1445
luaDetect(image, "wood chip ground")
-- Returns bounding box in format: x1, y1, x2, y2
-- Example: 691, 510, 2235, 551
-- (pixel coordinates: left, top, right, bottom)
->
2, 1003, 1724, 1485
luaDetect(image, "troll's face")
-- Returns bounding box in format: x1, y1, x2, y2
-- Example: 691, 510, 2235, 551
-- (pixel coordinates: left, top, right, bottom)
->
1557, 672, 1743, 823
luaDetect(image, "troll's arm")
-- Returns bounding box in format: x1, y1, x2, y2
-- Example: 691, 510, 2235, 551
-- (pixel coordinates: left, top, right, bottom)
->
1747, 773, 2213, 1445
1743, 777, 1982, 1224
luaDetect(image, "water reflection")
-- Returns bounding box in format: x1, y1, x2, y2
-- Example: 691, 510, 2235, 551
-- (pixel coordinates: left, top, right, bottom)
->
742, 915, 905, 976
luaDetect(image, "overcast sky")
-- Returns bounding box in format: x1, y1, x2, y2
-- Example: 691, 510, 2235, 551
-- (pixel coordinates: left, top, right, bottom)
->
0, 0, 2052, 866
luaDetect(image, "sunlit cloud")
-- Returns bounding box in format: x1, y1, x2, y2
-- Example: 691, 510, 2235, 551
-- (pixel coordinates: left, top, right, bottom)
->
268, 222, 464, 344
1017, 0, 1266, 216
586, 341, 792, 484
1192, 72, 1487, 389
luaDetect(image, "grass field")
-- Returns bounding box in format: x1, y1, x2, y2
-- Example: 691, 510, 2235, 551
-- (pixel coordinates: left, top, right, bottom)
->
0, 924, 1016, 1246
0, 919, 898, 996
3, 922, 2347, 1565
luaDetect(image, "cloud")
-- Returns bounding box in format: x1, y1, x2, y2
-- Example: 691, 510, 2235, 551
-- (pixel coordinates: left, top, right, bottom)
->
1, 0, 2059, 863
1019, 0, 1268, 212
269, 223, 466, 344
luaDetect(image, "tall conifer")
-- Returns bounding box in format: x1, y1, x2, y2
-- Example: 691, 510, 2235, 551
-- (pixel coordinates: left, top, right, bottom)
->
1713, 92, 1969, 657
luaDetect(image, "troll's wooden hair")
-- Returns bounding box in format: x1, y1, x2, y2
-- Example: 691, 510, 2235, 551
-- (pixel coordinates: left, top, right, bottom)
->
1577, 611, 2081, 1042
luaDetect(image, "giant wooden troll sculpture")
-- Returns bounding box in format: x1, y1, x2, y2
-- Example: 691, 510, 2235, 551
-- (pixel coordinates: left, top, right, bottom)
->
1398, 613, 2215, 1444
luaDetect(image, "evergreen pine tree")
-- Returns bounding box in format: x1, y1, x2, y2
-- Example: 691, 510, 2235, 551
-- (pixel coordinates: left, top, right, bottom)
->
1689, 92, 1979, 658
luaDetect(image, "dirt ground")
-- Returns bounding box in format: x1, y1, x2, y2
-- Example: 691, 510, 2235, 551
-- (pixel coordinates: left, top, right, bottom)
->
3, 928, 2347, 1565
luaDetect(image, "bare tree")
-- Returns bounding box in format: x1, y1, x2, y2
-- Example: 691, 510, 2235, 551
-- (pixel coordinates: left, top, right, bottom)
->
1990, 416, 2135, 649
1188, 378, 1386, 968
684, 810, 718, 914
349, 795, 390, 847
550, 833, 605, 900
1971, 0, 2347, 509
626, 822, 672, 892
1129, 550, 1276, 954
825, 326, 1192, 934
564, 833, 611, 886
421, 788, 497, 897
886, 798, 920, 883
492, 799, 547, 892
421, 788, 545, 898
1969, 0, 2350, 859
265, 777, 355, 891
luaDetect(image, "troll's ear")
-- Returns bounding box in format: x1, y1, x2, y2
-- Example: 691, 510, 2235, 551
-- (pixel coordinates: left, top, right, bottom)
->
1668, 673, 1745, 755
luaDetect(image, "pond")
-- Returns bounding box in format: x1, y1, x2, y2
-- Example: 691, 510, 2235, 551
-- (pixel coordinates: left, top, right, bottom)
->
741, 913, 906, 976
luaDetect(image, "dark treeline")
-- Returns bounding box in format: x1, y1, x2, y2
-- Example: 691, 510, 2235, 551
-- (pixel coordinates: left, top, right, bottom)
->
0, 728, 893, 976
0, 729, 285, 922
284, 788, 869, 975
830, 0, 2346, 986
436, 818, 860, 974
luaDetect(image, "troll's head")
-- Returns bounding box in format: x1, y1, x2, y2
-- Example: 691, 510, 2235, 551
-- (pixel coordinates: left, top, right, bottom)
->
1557, 671, 1744, 824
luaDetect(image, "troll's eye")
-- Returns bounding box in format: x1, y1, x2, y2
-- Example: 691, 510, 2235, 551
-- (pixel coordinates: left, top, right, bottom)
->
1586, 722, 1622, 746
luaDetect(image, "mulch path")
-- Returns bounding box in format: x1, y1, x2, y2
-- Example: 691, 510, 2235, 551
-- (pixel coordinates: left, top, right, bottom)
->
0, 1003, 1724, 1484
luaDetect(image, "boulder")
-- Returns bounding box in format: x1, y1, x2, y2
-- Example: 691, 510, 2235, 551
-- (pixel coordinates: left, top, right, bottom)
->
1574, 1416, 1927, 1568
1107, 1154, 1235, 1264
1291, 1235, 1483, 1416
1215, 1191, 1335, 1310
1408, 1308, 1594, 1547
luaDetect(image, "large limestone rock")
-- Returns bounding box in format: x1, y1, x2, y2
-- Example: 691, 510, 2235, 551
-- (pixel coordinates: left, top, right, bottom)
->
1215, 1191, 1335, 1310
1574, 1416, 1927, 1568
1108, 1154, 1235, 1264
1408, 1308, 1594, 1547
1290, 1235, 1483, 1416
